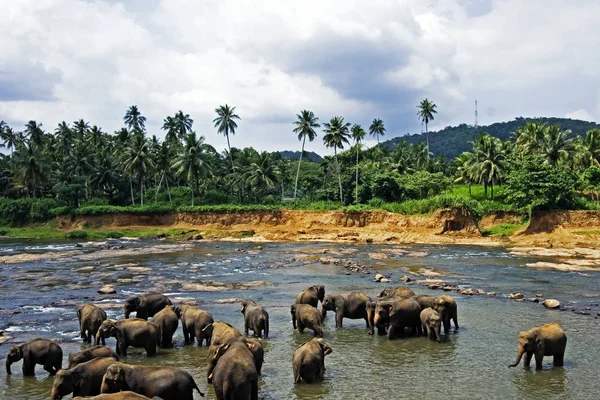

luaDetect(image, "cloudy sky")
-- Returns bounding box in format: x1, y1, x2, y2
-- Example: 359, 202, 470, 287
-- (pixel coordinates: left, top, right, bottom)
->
1, 0, 599, 155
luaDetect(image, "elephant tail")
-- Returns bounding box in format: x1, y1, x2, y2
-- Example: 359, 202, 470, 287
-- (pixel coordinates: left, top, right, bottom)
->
193, 381, 205, 397
263, 316, 269, 339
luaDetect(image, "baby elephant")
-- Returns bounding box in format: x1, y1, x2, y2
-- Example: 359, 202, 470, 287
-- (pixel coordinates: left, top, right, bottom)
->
51, 357, 119, 400
509, 323, 567, 370
291, 304, 324, 337
77, 304, 108, 344
101, 363, 204, 400
68, 346, 119, 368
177, 305, 214, 346
73, 393, 151, 399
293, 338, 332, 383
321, 292, 371, 328
6, 338, 63, 376
151, 305, 179, 348
296, 285, 326, 308
241, 299, 269, 338
420, 308, 442, 342
95, 319, 159, 357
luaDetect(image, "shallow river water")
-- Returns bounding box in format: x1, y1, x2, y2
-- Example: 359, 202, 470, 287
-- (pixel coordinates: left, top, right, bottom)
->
0, 240, 599, 400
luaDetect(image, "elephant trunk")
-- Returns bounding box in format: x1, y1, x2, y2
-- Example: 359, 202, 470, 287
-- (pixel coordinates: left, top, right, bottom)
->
509, 347, 524, 368
95, 331, 102, 346
124, 308, 130, 319
6, 358, 12, 375
321, 307, 327, 319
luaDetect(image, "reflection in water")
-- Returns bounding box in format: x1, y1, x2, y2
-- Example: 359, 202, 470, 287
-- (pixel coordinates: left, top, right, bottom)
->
0, 241, 599, 399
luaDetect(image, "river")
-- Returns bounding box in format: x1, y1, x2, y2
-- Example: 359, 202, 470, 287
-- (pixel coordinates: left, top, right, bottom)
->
0, 239, 599, 399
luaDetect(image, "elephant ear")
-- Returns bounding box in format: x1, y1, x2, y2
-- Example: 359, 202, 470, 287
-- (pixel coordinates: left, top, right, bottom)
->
138, 296, 147, 309
246, 342, 256, 352
76, 306, 83, 320
290, 305, 296, 313
214, 343, 230, 360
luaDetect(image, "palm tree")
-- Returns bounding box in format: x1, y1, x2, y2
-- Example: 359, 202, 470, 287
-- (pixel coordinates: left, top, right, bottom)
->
172, 132, 215, 206
119, 132, 155, 206
417, 99, 437, 151
124, 105, 147, 131
55, 121, 74, 158
1, 125, 19, 155
24, 120, 45, 147
162, 116, 178, 144
323, 116, 351, 203
369, 119, 386, 144
472, 133, 507, 199
454, 152, 477, 196
514, 121, 547, 156
576, 129, 600, 169
242, 151, 280, 197
213, 104, 240, 172
175, 111, 194, 139
292, 110, 320, 199
12, 142, 48, 197
351, 124, 366, 204
539, 125, 573, 167
73, 119, 90, 140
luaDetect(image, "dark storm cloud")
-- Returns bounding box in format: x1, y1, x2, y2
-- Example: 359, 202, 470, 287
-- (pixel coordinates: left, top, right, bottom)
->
0, 62, 62, 102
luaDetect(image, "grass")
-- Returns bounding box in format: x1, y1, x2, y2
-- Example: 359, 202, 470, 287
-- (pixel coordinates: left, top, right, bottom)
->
481, 222, 528, 237
574, 230, 600, 236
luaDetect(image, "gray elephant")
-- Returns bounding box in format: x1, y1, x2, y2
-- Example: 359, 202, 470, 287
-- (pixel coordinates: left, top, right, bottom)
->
68, 346, 119, 368
413, 294, 435, 310
373, 298, 421, 339
206, 321, 242, 347
365, 299, 386, 335
293, 338, 332, 383
291, 304, 324, 337
207, 336, 264, 382
73, 393, 151, 400
176, 304, 214, 346
123, 293, 172, 320
377, 286, 416, 299
321, 292, 371, 328
101, 363, 204, 400
296, 285, 325, 308
77, 304, 108, 344
151, 305, 179, 348
6, 338, 63, 376
420, 308, 441, 342
432, 295, 458, 334
241, 299, 269, 338
51, 357, 119, 400
208, 340, 258, 400
95, 319, 159, 357
509, 323, 567, 370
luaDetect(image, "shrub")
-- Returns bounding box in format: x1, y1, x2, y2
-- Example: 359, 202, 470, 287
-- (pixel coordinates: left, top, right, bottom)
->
104, 230, 124, 239
66, 230, 88, 239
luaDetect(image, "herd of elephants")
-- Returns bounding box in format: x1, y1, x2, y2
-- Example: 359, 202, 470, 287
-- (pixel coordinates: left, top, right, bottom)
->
4, 284, 568, 399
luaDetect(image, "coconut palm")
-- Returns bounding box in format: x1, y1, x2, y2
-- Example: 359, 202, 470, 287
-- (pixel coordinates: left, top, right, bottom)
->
24, 120, 45, 147
539, 125, 573, 167
172, 132, 215, 206
213, 104, 240, 172
576, 129, 600, 169
119, 131, 155, 206
55, 121, 74, 158
12, 142, 48, 197
124, 105, 147, 131
351, 124, 366, 203
513, 121, 547, 156
73, 119, 90, 140
454, 152, 477, 196
369, 118, 386, 144
1, 125, 19, 155
161, 116, 178, 144
175, 111, 194, 139
472, 133, 507, 199
417, 99, 437, 151
242, 151, 280, 197
323, 116, 351, 203
292, 110, 320, 198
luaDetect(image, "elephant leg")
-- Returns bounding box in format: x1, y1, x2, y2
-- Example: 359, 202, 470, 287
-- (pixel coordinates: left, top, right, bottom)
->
335, 312, 343, 328
554, 353, 564, 367
524, 351, 533, 367
146, 343, 157, 357
182, 324, 190, 344
43, 363, 56, 375
22, 359, 35, 376
387, 325, 396, 339
377, 326, 386, 336
534, 351, 544, 370
118, 341, 127, 357
443, 318, 450, 335
80, 326, 87, 341
244, 321, 249, 336
452, 313, 459, 329
364, 317, 370, 329
297, 320, 305, 333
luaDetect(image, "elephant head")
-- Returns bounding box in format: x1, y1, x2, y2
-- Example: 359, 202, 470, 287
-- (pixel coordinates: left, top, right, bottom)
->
373, 302, 392, 327
5, 344, 24, 375
124, 295, 146, 319
365, 301, 377, 335
432, 296, 449, 315
428, 313, 442, 343
377, 288, 392, 298
240, 299, 256, 315
315, 338, 333, 356
76, 305, 84, 322
313, 285, 325, 302
51, 368, 78, 400
290, 304, 298, 329
101, 364, 129, 393
509, 329, 539, 368
321, 295, 336, 318
95, 320, 120, 345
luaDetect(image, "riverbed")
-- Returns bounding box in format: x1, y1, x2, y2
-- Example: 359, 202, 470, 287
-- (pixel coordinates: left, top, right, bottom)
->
1, 239, 599, 399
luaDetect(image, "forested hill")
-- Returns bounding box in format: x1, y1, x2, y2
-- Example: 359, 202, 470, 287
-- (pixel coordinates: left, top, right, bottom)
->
381, 117, 600, 159
277, 150, 323, 163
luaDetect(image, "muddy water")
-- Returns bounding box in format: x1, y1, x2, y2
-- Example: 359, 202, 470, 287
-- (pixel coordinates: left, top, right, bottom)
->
1, 240, 600, 399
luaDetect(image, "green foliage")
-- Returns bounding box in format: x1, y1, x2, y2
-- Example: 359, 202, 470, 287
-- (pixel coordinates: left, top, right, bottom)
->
0, 198, 60, 225
104, 230, 124, 238
178, 204, 282, 213
74, 204, 175, 215
66, 230, 88, 239
481, 222, 527, 237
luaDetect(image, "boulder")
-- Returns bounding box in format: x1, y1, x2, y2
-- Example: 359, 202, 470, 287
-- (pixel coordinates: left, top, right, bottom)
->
375, 274, 385, 282
476, 289, 486, 295
428, 283, 442, 290
527, 298, 540, 303
98, 285, 116, 295
542, 299, 560, 309
442, 286, 455, 291
460, 288, 475, 295
401, 275, 412, 283
509, 292, 525, 300
379, 277, 390, 283
487, 292, 496, 296
535, 293, 544, 298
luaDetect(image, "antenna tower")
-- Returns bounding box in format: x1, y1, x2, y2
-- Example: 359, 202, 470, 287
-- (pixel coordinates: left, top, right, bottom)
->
474, 100, 478, 129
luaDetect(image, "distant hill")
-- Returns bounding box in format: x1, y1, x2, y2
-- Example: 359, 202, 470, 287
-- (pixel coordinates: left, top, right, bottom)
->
381, 117, 600, 159
278, 150, 323, 163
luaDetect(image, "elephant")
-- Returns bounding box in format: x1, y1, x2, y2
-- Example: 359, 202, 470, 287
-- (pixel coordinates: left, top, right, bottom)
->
101, 363, 204, 400
241, 299, 269, 338
123, 293, 172, 320
508, 323, 567, 370
51, 357, 119, 400
207, 336, 264, 383
77, 304, 108, 344
420, 308, 442, 342
292, 338, 332, 384
68, 346, 119, 368
73, 393, 151, 400
432, 295, 458, 334
208, 340, 258, 400
291, 304, 324, 337
413, 295, 435, 310
321, 292, 371, 328
151, 305, 179, 348
377, 286, 416, 299
6, 338, 63, 376
176, 304, 214, 346
206, 321, 242, 347
373, 298, 421, 339
95, 319, 159, 357
365, 300, 386, 335
295, 285, 326, 308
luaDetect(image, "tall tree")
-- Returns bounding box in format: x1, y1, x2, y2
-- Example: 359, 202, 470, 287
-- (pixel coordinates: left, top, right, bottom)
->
55, 121, 74, 158
292, 110, 320, 199
213, 104, 240, 172
351, 124, 366, 204
12, 142, 48, 197
24, 121, 45, 147
539, 125, 573, 167
162, 116, 178, 144
576, 129, 600, 169
323, 116, 351, 204
124, 105, 147, 131
369, 118, 386, 144
472, 133, 507, 199
0, 124, 19, 155
119, 131, 154, 206
417, 99, 437, 151
242, 151, 280, 198
454, 152, 477, 196
73, 119, 90, 140
175, 111, 194, 139
172, 132, 214, 206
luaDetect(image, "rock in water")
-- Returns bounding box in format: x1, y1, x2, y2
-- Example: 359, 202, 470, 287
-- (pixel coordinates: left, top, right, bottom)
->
542, 299, 560, 309
509, 292, 525, 300
98, 285, 116, 295
374, 274, 385, 282
401, 275, 412, 283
